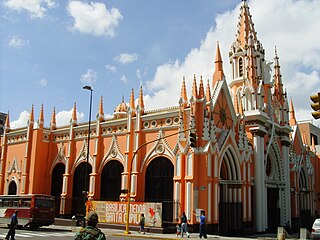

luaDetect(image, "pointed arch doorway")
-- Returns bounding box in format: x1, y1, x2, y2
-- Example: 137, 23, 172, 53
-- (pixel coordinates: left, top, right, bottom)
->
51, 163, 65, 215
219, 148, 242, 234
265, 155, 280, 232
72, 162, 92, 215
145, 157, 174, 222
298, 168, 312, 229
100, 160, 123, 201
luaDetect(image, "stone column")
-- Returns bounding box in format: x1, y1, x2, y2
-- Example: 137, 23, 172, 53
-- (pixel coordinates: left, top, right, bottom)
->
250, 126, 267, 232
281, 137, 291, 226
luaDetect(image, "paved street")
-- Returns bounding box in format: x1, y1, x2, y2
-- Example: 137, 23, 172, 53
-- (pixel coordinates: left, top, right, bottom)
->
0, 227, 75, 239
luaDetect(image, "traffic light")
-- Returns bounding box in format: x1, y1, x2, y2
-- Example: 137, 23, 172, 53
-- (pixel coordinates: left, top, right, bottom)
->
189, 132, 197, 148
310, 92, 320, 119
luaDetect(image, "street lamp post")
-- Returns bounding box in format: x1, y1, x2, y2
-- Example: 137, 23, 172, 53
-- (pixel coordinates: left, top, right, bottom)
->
83, 85, 93, 227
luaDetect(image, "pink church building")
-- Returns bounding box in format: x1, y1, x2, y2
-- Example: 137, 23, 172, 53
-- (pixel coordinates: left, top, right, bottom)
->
1, 0, 319, 235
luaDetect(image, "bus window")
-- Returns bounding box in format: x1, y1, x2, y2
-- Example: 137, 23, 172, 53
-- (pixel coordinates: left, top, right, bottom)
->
35, 199, 54, 208
13, 201, 19, 207
23, 201, 31, 207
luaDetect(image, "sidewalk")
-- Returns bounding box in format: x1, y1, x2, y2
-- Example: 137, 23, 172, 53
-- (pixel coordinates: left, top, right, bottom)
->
47, 223, 300, 240
105, 229, 298, 240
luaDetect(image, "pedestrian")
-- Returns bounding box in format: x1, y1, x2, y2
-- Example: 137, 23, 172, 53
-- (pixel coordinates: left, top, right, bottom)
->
180, 212, 190, 238
199, 210, 207, 239
74, 211, 106, 240
5, 210, 18, 240
139, 213, 145, 234
176, 223, 181, 237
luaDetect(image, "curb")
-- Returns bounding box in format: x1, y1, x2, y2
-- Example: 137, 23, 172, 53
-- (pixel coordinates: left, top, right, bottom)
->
112, 233, 199, 240
112, 233, 181, 240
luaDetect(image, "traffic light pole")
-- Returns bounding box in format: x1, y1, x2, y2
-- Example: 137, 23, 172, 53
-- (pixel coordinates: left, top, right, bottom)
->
124, 127, 195, 234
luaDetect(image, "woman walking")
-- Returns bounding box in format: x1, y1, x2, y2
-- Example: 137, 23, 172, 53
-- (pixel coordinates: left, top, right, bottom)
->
180, 212, 190, 238
199, 211, 207, 239
139, 213, 145, 234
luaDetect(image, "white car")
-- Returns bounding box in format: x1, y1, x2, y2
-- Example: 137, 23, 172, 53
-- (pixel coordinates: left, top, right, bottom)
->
312, 219, 320, 239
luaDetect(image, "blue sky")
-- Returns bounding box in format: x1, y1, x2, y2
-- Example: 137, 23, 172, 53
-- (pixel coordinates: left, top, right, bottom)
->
1, 0, 320, 128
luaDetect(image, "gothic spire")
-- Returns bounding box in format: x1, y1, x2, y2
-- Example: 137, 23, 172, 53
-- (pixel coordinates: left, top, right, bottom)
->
50, 107, 56, 130
199, 76, 204, 99
129, 88, 136, 117
206, 79, 211, 103
38, 104, 44, 128
192, 75, 198, 98
273, 47, 284, 103
235, 0, 258, 49
98, 96, 104, 121
289, 98, 297, 126
138, 84, 145, 112
30, 104, 34, 123
213, 42, 225, 87
130, 88, 135, 109
181, 77, 188, 102
5, 111, 10, 131
71, 102, 77, 126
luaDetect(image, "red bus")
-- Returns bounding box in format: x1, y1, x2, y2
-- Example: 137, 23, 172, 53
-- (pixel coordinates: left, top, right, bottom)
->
0, 194, 55, 230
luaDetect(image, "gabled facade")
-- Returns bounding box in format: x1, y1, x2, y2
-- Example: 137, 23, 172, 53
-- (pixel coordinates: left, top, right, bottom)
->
0, 0, 319, 235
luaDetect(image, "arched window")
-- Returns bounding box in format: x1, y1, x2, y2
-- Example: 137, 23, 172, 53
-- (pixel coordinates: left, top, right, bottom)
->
8, 181, 17, 195
239, 57, 244, 77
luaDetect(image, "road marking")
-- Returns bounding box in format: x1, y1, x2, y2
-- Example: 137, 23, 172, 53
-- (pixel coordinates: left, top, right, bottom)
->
0, 231, 75, 238
15, 233, 33, 237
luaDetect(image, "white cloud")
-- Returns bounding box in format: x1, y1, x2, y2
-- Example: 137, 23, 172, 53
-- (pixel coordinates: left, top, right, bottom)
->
136, 69, 142, 79
37, 78, 47, 86
67, 1, 122, 37
106, 64, 117, 73
7, 36, 29, 49
136, 68, 148, 80
4, 0, 57, 18
56, 108, 84, 127
120, 75, 127, 83
80, 69, 98, 86
116, 53, 138, 64
10, 110, 29, 129
144, 0, 320, 123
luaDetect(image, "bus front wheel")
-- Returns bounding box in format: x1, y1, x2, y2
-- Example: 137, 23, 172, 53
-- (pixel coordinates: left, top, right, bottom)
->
29, 224, 39, 230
